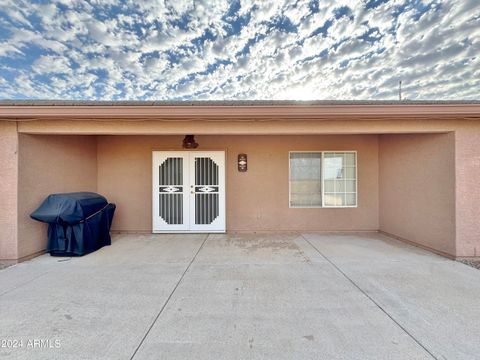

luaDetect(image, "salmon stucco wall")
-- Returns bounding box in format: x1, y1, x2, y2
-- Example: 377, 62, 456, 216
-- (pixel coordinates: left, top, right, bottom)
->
0, 122, 18, 261
455, 125, 480, 257
379, 133, 456, 257
17, 135, 97, 259
97, 135, 379, 233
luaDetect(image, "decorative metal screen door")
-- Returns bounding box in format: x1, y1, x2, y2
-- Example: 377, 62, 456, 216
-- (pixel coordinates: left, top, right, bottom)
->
152, 151, 225, 233
188, 151, 225, 232
152, 152, 189, 232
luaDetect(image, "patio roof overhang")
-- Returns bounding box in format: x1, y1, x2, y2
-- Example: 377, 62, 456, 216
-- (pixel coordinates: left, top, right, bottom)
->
0, 101, 480, 122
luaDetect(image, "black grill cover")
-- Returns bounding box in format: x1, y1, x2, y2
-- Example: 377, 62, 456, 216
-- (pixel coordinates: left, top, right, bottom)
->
30, 192, 116, 256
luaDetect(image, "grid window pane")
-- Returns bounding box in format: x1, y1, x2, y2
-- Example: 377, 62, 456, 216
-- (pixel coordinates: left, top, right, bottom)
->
346, 180, 356, 192
323, 152, 357, 207
289, 153, 322, 207
324, 154, 344, 180
335, 194, 346, 207
345, 153, 356, 166
346, 193, 356, 206
323, 193, 336, 207
335, 180, 346, 192
324, 180, 334, 192
345, 167, 356, 179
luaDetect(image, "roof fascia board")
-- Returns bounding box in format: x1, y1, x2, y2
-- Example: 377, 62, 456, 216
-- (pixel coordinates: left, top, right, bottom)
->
0, 104, 480, 120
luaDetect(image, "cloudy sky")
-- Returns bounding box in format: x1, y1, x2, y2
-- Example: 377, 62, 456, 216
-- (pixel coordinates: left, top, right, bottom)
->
0, 0, 478, 100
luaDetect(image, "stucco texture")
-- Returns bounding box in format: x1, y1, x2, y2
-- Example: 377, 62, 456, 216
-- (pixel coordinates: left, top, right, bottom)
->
379, 133, 456, 257
97, 135, 379, 233
455, 126, 480, 257
17, 135, 97, 259
0, 122, 18, 261
5, 115, 480, 260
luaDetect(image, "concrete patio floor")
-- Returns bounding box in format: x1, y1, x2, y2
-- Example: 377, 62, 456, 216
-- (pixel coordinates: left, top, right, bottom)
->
1, 233, 479, 360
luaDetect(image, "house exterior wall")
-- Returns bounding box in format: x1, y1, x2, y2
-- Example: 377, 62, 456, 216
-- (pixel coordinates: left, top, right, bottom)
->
17, 135, 97, 259
2, 108, 479, 260
97, 135, 379, 232
0, 122, 18, 262
379, 133, 456, 257
455, 126, 480, 257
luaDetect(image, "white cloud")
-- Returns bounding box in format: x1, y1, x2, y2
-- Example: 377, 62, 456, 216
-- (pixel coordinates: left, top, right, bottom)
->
33, 55, 72, 74
0, 0, 478, 100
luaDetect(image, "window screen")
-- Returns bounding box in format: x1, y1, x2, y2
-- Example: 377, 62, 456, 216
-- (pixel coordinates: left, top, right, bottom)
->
289, 153, 322, 207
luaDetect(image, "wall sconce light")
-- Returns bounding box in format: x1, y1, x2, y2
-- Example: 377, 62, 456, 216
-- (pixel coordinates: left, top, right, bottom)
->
238, 153, 247, 172
182, 135, 198, 149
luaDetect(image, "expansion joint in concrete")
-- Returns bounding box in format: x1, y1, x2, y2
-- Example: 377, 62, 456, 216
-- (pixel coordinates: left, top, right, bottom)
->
129, 234, 209, 360
0, 270, 50, 298
300, 234, 438, 360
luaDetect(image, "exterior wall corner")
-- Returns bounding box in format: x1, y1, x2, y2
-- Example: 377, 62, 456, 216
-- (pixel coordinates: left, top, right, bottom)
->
378, 132, 456, 257
17, 134, 98, 259
0, 121, 19, 262
454, 126, 480, 257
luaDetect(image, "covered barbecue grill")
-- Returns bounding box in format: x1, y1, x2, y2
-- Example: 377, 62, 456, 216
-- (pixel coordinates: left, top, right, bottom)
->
31, 192, 116, 256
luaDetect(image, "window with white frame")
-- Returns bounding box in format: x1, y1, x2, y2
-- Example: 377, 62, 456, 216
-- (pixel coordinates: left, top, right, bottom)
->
289, 152, 322, 207
289, 151, 357, 208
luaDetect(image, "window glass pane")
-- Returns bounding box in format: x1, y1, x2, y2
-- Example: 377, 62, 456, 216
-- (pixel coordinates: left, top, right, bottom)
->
324, 152, 343, 159
346, 180, 356, 192
346, 193, 356, 206
323, 193, 336, 207
324, 180, 334, 192
324, 153, 344, 180
345, 153, 356, 166
309, 194, 322, 206
290, 194, 312, 206
335, 194, 346, 207
345, 167, 356, 179
323, 152, 356, 207
289, 153, 321, 207
291, 151, 357, 208
289, 182, 300, 194
335, 180, 345, 192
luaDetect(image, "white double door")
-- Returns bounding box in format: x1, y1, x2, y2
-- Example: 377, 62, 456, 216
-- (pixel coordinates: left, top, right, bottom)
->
152, 151, 225, 233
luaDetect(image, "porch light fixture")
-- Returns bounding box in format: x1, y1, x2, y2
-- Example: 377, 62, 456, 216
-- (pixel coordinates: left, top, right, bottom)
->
238, 153, 247, 172
182, 135, 198, 149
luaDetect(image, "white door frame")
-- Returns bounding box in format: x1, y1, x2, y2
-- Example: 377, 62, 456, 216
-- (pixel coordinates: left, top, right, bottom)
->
152, 151, 226, 233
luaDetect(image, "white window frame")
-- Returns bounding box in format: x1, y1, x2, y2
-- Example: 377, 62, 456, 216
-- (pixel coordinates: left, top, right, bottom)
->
288, 151, 358, 209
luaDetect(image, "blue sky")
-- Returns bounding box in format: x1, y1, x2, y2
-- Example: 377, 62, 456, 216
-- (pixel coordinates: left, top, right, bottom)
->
0, 0, 478, 100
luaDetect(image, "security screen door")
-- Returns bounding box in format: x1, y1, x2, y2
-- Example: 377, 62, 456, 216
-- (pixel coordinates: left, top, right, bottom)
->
152, 151, 225, 232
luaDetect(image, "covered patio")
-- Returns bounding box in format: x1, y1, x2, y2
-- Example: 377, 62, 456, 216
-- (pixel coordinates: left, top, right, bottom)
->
1, 232, 479, 359
2, 101, 480, 264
